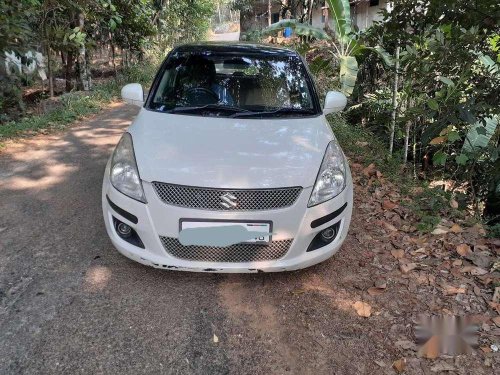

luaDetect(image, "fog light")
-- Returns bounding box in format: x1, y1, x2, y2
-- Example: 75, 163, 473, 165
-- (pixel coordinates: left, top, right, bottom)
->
321, 227, 336, 242
307, 221, 341, 252
117, 222, 132, 238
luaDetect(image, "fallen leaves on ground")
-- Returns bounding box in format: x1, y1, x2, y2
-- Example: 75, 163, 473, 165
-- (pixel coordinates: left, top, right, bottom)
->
400, 261, 418, 273
456, 243, 472, 257
353, 301, 372, 317
348, 159, 500, 371
392, 358, 406, 373
391, 249, 405, 259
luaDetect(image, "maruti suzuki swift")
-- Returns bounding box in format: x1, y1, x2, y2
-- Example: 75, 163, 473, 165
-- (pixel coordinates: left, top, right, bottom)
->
102, 43, 353, 272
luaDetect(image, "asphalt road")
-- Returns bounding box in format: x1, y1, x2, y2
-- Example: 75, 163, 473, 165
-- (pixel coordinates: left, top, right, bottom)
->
0, 103, 389, 375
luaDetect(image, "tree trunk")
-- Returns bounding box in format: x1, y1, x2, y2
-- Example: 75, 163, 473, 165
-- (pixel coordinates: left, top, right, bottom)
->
403, 120, 411, 163
77, 13, 91, 91
268, 0, 272, 26
110, 42, 117, 76
389, 44, 400, 155
403, 96, 411, 163
65, 51, 74, 92
46, 46, 54, 97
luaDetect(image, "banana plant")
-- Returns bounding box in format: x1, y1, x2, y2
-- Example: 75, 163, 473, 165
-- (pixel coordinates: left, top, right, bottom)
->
263, 0, 392, 96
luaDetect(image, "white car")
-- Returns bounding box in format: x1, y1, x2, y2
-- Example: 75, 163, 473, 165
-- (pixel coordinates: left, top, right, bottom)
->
102, 43, 353, 272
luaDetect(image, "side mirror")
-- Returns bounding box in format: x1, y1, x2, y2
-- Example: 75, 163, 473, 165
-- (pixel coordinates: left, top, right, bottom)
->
121, 83, 144, 107
323, 91, 347, 115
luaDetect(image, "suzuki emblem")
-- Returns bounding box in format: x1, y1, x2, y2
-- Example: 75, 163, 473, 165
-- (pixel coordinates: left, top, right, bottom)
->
220, 192, 238, 208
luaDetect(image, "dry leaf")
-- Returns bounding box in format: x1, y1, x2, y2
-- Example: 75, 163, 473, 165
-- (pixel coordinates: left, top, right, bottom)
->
356, 141, 369, 147
450, 199, 459, 209
461, 266, 488, 276
492, 316, 500, 328
391, 249, 405, 259
481, 346, 492, 353
383, 221, 398, 232
213, 334, 219, 343
450, 224, 462, 233
400, 262, 417, 273
430, 136, 447, 145
444, 285, 467, 295
353, 301, 372, 317
382, 200, 398, 210
362, 163, 376, 177
456, 244, 472, 257
368, 287, 385, 296
392, 358, 406, 373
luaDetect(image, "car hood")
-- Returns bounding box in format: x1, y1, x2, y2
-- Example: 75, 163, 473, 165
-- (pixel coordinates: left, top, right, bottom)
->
129, 109, 334, 189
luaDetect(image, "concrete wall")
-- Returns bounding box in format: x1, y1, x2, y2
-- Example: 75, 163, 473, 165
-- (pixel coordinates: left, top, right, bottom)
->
310, 0, 389, 32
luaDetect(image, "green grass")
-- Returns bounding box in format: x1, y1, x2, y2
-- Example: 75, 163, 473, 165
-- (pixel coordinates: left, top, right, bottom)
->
0, 64, 156, 145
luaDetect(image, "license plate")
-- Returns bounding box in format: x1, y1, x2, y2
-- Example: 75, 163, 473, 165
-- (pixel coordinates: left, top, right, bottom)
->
180, 219, 272, 244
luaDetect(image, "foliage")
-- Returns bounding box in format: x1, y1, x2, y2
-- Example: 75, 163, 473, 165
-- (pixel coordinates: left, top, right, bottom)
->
263, 0, 392, 96
0, 0, 215, 123
351, 0, 500, 219
0, 63, 156, 142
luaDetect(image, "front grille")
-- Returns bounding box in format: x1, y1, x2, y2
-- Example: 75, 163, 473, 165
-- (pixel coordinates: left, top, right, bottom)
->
159, 237, 293, 263
152, 183, 302, 211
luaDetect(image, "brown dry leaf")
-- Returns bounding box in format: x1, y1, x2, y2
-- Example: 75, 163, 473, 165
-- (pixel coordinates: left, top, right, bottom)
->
353, 301, 372, 317
452, 259, 463, 267
492, 316, 500, 328
367, 287, 385, 296
382, 221, 398, 232
392, 358, 406, 373
456, 244, 472, 257
481, 346, 492, 353
362, 163, 376, 177
450, 224, 462, 233
430, 136, 447, 145
382, 199, 398, 210
450, 199, 459, 209
461, 266, 488, 276
444, 285, 467, 295
400, 262, 417, 273
391, 249, 405, 259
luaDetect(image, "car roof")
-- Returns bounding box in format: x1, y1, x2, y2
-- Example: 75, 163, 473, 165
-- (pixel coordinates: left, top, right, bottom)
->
172, 42, 298, 57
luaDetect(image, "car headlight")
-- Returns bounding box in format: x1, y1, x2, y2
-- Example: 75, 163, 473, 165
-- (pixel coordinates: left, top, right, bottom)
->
110, 133, 147, 203
308, 140, 346, 207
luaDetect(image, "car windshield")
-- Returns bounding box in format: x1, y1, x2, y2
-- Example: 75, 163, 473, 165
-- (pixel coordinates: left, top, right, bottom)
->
147, 50, 319, 118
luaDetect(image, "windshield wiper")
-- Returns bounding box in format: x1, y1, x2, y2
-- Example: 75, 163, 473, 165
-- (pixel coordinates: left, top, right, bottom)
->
230, 107, 317, 118
168, 104, 251, 114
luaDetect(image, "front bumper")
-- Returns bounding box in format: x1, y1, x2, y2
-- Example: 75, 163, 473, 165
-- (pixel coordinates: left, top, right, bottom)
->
102, 162, 353, 273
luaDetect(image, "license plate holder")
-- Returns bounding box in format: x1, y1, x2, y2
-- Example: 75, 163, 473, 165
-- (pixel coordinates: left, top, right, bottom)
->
179, 219, 272, 244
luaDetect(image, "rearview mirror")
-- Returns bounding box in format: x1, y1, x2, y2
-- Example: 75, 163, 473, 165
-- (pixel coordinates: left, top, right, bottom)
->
121, 83, 144, 107
323, 91, 347, 115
